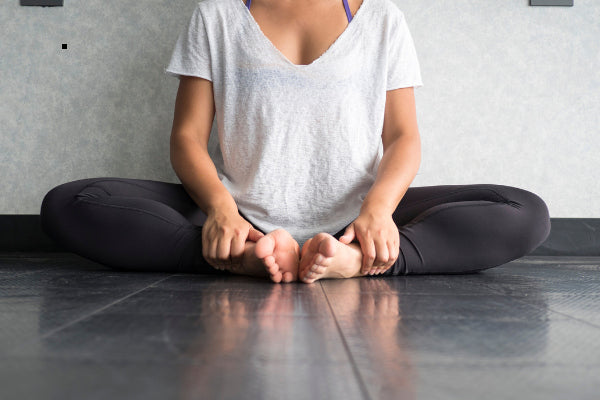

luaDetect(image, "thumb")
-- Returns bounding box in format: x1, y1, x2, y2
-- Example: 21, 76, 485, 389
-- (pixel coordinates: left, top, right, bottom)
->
339, 224, 355, 244
247, 227, 265, 242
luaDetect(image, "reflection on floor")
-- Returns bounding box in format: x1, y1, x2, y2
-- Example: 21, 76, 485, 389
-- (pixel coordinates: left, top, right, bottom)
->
0, 252, 599, 399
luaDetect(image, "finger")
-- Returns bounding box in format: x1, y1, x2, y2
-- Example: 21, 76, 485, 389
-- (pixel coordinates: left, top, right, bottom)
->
361, 234, 376, 274
216, 234, 232, 264
390, 237, 399, 262
387, 239, 399, 268
376, 260, 394, 275
381, 234, 400, 273
367, 234, 387, 275
230, 230, 246, 264
373, 234, 389, 269
380, 233, 400, 274
207, 228, 221, 268
247, 227, 264, 242
201, 225, 210, 265
340, 224, 354, 244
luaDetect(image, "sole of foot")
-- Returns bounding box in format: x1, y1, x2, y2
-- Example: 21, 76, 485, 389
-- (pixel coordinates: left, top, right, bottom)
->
254, 228, 301, 283
298, 232, 364, 284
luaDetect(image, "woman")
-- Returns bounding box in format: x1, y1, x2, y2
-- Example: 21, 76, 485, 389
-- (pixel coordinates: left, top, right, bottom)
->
40, 0, 551, 284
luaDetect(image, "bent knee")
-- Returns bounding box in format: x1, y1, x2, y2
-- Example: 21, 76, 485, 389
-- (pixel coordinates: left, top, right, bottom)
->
504, 186, 551, 256
40, 178, 110, 238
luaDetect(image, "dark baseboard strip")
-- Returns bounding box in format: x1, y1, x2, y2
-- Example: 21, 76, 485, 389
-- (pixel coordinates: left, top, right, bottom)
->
1, 215, 60, 252
0, 215, 599, 256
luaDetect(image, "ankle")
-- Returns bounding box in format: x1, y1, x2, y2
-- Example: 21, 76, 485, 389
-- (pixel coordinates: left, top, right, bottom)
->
344, 242, 369, 278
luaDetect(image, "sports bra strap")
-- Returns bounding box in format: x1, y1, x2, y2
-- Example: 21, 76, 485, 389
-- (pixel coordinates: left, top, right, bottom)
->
342, 0, 353, 22
245, 0, 353, 23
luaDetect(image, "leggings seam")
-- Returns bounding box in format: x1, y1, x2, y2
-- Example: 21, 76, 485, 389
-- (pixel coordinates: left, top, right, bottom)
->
174, 226, 194, 271
78, 178, 182, 199
399, 187, 516, 211
404, 201, 501, 229
77, 184, 112, 197
74, 198, 196, 230
400, 233, 423, 274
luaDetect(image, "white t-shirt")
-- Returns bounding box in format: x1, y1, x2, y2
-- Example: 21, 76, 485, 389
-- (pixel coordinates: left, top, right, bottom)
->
165, 0, 423, 248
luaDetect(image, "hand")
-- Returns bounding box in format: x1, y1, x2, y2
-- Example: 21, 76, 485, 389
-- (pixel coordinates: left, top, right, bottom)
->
338, 209, 400, 275
202, 206, 265, 271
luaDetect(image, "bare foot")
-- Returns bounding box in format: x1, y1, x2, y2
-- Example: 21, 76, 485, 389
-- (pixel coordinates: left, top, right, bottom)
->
225, 241, 269, 279
298, 232, 366, 283
254, 228, 301, 283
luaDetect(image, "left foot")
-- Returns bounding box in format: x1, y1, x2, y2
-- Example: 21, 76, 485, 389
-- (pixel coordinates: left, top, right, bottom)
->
298, 232, 366, 283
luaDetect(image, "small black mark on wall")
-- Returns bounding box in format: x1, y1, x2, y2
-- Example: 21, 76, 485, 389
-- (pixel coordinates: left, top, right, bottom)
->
530, 0, 573, 6
62, 44, 67, 49
20, 0, 63, 6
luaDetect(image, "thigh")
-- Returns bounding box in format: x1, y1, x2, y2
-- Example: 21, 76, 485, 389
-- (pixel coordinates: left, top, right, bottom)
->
331, 183, 512, 239
387, 183, 550, 274
67, 177, 208, 226
392, 183, 518, 226
41, 177, 214, 273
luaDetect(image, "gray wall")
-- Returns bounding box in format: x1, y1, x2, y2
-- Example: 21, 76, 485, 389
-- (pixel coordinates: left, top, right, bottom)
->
1, 0, 598, 216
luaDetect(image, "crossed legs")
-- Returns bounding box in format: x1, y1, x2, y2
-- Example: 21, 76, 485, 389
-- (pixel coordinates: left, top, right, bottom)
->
40, 178, 551, 282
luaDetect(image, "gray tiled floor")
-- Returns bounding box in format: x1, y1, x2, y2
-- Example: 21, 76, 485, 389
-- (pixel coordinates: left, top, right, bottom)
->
0, 253, 599, 400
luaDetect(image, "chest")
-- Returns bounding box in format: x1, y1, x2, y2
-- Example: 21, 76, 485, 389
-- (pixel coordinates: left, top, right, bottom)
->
245, 0, 362, 66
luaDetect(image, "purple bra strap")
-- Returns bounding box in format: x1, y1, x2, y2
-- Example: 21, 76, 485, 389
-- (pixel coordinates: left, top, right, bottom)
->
246, 0, 353, 23
342, 0, 353, 22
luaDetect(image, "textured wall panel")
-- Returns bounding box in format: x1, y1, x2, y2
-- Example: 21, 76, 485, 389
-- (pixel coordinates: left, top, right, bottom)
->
1, 0, 599, 216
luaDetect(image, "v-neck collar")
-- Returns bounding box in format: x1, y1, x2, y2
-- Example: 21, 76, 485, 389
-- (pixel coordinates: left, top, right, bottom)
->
236, 0, 370, 69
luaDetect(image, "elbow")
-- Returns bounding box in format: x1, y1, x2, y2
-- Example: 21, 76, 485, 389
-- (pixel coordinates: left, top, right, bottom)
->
169, 134, 184, 173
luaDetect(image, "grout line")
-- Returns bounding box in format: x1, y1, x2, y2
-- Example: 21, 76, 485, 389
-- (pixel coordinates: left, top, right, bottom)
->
507, 294, 600, 330
472, 275, 600, 330
40, 275, 174, 339
319, 282, 371, 400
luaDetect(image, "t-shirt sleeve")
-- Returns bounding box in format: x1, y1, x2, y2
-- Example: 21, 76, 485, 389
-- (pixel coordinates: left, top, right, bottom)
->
164, 4, 212, 81
386, 11, 423, 91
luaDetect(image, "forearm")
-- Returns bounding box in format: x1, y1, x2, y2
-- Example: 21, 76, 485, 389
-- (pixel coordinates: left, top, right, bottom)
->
170, 135, 237, 215
361, 133, 421, 216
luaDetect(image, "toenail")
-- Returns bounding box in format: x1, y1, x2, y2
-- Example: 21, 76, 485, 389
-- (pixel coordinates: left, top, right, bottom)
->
311, 264, 318, 271
315, 254, 324, 264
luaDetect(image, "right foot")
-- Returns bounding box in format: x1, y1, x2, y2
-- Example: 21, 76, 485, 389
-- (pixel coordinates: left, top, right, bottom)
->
254, 228, 301, 283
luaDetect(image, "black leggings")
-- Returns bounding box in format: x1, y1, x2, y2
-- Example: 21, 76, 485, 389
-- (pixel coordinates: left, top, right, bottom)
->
40, 177, 551, 276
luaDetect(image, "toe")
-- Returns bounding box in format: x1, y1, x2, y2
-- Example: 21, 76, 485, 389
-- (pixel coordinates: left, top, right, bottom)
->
310, 263, 327, 275
282, 271, 294, 282
270, 271, 283, 283
316, 234, 336, 258
255, 235, 276, 259
264, 255, 276, 267
267, 264, 279, 275
263, 256, 278, 273
301, 238, 313, 258
298, 268, 307, 281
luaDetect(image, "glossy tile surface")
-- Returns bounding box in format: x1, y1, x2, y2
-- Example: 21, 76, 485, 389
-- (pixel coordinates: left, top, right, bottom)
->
0, 253, 599, 399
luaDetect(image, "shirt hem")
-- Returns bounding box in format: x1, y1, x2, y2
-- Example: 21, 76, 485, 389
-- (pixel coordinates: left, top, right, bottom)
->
386, 82, 424, 91
164, 68, 213, 82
